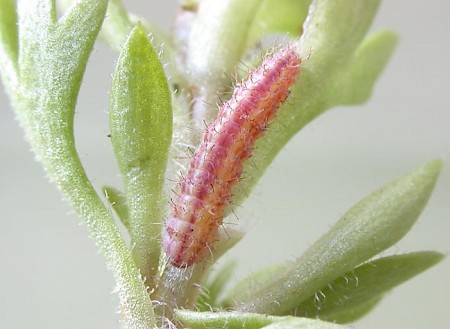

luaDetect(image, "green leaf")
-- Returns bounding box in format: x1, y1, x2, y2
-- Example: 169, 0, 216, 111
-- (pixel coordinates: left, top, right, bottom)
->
110, 24, 172, 287
0, 0, 18, 58
104, 186, 130, 229
328, 295, 383, 324
175, 310, 277, 329
57, 0, 131, 52
186, 0, 264, 124
175, 310, 348, 329
0, 0, 19, 94
235, 0, 398, 205
224, 252, 440, 324
206, 261, 237, 304
197, 261, 237, 310
223, 264, 286, 308
58, 0, 171, 53
246, 0, 311, 47
99, 0, 133, 51
97, 0, 171, 53
234, 160, 442, 315
262, 317, 347, 329
14, 1, 156, 327
292, 251, 444, 322
333, 29, 399, 105
17, 0, 55, 91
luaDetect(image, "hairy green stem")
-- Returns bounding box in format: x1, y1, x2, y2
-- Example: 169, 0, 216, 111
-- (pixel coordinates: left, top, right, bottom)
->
9, 1, 156, 327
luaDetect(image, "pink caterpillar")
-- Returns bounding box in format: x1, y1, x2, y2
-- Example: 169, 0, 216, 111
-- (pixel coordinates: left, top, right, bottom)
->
163, 45, 301, 267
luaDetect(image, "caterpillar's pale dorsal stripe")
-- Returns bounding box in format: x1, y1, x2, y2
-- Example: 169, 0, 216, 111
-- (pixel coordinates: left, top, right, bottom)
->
163, 45, 301, 267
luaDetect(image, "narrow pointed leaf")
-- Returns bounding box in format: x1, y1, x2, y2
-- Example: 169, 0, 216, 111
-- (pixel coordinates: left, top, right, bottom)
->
292, 251, 444, 321
246, 0, 311, 47
223, 264, 286, 308
110, 24, 172, 286
328, 295, 383, 324
234, 160, 442, 315
223, 263, 380, 323
206, 261, 237, 306
99, 0, 133, 51
197, 261, 237, 310
335, 30, 398, 104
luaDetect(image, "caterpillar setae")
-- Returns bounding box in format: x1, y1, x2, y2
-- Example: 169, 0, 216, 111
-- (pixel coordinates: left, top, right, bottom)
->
163, 45, 301, 267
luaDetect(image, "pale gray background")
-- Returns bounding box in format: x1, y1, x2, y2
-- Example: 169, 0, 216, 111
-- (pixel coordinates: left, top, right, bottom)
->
1, 1, 449, 328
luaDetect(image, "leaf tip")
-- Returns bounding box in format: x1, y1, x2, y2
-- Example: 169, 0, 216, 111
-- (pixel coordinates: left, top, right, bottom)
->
417, 158, 443, 187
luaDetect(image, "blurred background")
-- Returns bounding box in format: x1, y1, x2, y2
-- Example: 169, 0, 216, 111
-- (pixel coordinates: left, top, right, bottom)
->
1, 1, 449, 328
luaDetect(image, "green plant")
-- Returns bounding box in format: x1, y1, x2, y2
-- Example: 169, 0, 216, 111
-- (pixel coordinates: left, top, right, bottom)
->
0, 0, 445, 328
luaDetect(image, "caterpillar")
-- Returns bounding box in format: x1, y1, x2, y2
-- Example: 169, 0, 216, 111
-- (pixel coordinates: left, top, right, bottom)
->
163, 45, 301, 267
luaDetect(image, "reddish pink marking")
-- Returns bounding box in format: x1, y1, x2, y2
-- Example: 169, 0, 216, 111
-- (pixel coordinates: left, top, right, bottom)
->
163, 45, 301, 267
